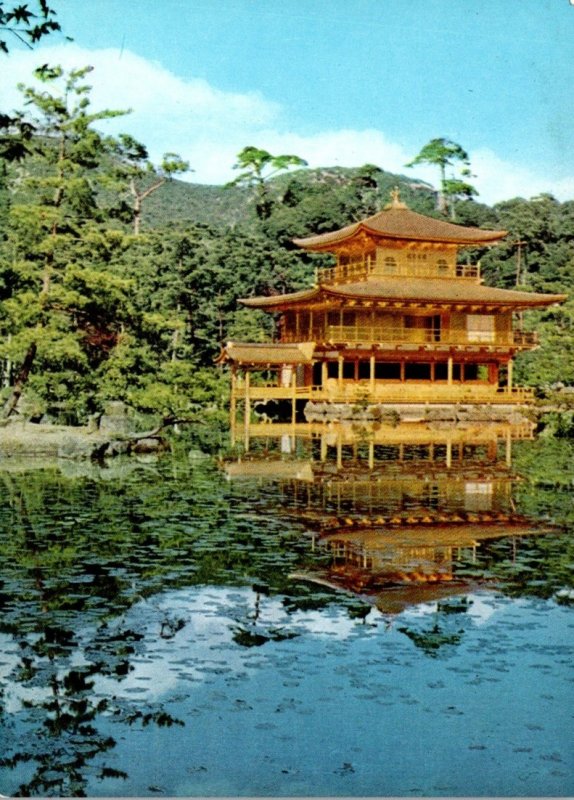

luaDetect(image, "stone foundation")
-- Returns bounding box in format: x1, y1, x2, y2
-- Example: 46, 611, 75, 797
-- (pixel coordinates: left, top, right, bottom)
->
304, 401, 532, 425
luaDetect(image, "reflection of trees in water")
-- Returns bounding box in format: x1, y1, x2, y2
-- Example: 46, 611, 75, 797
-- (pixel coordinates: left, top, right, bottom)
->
397, 598, 472, 656
0, 467, 195, 796
398, 622, 464, 656
1, 434, 574, 793
0, 457, 323, 795
2, 622, 123, 796
1, 618, 184, 796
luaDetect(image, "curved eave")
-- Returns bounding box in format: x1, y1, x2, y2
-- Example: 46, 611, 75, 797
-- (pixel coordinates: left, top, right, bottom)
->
294, 224, 507, 251
239, 287, 321, 310
238, 282, 566, 313
324, 281, 567, 310
293, 209, 508, 251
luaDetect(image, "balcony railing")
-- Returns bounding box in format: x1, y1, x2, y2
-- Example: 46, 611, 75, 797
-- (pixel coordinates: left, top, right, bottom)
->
281, 326, 538, 348
317, 262, 481, 284
232, 382, 534, 405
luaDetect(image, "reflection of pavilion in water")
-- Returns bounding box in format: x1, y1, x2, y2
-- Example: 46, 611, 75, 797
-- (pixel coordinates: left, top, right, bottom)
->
226, 420, 548, 613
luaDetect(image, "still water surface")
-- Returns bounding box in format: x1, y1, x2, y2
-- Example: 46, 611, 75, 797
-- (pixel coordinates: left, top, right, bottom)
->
0, 423, 573, 796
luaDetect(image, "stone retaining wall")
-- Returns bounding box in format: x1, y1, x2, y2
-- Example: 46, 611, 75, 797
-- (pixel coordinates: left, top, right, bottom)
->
304, 401, 531, 425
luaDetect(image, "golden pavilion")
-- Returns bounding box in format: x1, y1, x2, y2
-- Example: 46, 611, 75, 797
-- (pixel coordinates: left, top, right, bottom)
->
219, 191, 566, 428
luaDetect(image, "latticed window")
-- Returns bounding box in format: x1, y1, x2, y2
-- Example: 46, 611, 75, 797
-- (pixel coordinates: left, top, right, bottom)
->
384, 256, 398, 274
467, 315, 495, 342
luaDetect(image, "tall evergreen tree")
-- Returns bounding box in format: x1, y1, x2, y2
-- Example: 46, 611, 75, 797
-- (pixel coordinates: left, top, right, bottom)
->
0, 65, 132, 420
108, 134, 189, 234
406, 137, 477, 220
228, 146, 307, 221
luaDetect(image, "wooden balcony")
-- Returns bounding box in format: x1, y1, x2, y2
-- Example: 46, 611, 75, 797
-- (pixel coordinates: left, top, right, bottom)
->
282, 326, 538, 349
318, 261, 481, 284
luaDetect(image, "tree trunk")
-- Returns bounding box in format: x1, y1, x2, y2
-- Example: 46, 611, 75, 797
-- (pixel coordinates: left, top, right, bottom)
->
132, 176, 165, 235
1, 342, 37, 420
131, 178, 142, 235
437, 162, 448, 215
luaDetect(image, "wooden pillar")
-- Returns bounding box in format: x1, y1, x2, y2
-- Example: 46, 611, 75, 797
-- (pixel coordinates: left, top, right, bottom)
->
447, 356, 453, 385
320, 434, 327, 462
230, 367, 237, 445
446, 438, 452, 469
337, 429, 343, 470
507, 359, 513, 394
321, 361, 328, 388
291, 370, 297, 426
244, 371, 251, 451
369, 354, 375, 395
338, 355, 344, 391
400, 361, 405, 382
368, 441, 374, 470
505, 428, 512, 466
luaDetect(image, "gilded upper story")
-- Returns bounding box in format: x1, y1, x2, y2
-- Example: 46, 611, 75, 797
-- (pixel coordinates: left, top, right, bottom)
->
237, 192, 567, 337
318, 244, 480, 285
294, 190, 507, 287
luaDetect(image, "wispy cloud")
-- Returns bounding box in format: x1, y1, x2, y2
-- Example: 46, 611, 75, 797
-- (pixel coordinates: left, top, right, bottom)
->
1, 45, 572, 205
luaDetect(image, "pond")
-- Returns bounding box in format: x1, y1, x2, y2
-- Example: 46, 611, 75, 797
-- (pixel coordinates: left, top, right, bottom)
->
0, 421, 574, 797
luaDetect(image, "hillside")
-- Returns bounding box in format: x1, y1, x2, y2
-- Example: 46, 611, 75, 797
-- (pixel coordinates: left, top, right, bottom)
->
133, 165, 441, 232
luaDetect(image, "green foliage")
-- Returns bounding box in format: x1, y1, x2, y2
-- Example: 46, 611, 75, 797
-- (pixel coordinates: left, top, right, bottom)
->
0, 0, 61, 53
228, 145, 308, 220
107, 134, 190, 233
513, 301, 574, 387
481, 194, 574, 292
406, 137, 477, 219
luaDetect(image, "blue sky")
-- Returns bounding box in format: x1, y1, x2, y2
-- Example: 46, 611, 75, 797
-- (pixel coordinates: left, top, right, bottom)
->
2, 0, 574, 203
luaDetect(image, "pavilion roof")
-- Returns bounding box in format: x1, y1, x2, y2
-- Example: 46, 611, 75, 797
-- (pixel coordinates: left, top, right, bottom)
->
217, 341, 315, 365
293, 204, 507, 250
240, 280, 567, 311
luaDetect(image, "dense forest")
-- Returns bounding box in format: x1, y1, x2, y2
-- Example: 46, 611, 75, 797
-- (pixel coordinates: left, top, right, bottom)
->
1, 63, 573, 435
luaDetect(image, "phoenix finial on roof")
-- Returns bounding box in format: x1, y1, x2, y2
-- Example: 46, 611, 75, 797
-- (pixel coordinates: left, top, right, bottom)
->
385, 186, 408, 210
